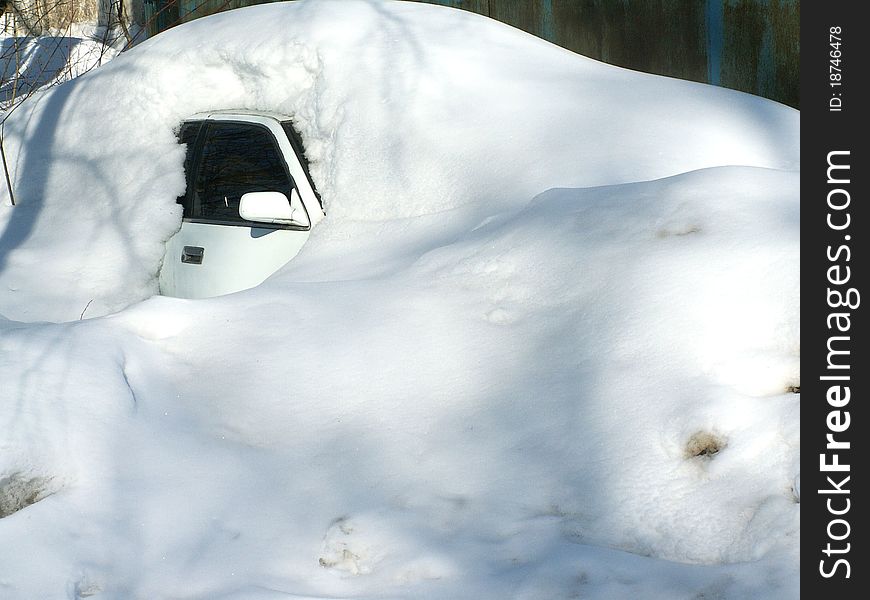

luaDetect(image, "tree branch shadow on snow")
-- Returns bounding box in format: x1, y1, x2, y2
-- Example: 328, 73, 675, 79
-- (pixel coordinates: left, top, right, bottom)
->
0, 58, 154, 311
0, 61, 72, 276
1, 37, 83, 103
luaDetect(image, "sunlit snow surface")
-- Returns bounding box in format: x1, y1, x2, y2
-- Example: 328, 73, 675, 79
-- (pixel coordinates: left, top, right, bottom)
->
0, 1, 798, 598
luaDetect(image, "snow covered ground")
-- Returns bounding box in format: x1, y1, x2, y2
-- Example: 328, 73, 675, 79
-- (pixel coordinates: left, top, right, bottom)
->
0, 1, 799, 598
1, 24, 126, 108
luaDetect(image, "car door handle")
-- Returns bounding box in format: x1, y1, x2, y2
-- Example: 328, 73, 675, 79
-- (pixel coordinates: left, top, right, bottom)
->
181, 246, 204, 264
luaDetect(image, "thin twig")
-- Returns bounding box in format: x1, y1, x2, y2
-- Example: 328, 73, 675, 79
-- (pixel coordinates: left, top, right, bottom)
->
79, 298, 94, 320
1, 122, 14, 205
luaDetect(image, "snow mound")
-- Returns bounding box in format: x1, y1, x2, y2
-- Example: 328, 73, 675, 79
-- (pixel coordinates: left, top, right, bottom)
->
0, 0, 796, 321
0, 1, 798, 598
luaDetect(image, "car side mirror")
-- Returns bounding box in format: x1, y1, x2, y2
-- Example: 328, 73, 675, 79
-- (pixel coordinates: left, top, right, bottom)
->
239, 189, 310, 227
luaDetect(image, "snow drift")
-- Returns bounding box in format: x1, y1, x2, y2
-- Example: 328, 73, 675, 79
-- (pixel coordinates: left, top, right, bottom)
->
1, 1, 798, 598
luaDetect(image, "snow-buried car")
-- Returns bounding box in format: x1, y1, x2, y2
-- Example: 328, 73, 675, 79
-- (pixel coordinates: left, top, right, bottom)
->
159, 111, 323, 298
0, 1, 798, 322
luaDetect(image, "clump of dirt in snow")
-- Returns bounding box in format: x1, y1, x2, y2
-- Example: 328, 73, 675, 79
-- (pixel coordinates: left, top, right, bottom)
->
0, 472, 57, 518
685, 431, 727, 459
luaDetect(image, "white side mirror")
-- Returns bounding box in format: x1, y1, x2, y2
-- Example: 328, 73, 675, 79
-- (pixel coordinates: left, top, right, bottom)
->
239, 189, 310, 227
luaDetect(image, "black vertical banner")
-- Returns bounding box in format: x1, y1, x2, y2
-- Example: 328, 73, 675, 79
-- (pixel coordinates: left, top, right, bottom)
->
803, 1, 866, 596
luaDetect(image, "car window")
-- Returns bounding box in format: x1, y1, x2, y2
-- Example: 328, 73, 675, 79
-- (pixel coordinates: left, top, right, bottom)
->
176, 121, 202, 216
193, 122, 294, 223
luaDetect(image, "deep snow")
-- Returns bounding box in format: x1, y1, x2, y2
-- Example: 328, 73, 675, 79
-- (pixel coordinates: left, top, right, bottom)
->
0, 1, 798, 598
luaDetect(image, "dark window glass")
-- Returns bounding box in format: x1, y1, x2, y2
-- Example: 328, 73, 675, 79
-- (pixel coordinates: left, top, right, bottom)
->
176, 121, 202, 216
193, 122, 294, 223
281, 121, 319, 202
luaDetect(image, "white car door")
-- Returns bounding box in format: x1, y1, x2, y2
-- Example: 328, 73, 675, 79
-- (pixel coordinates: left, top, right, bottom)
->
159, 114, 321, 298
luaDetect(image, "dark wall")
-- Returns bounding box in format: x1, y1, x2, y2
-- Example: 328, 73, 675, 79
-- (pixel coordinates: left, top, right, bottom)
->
145, 0, 799, 108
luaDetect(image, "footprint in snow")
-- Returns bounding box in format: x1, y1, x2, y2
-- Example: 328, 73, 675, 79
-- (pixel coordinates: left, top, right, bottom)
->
318, 516, 375, 576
